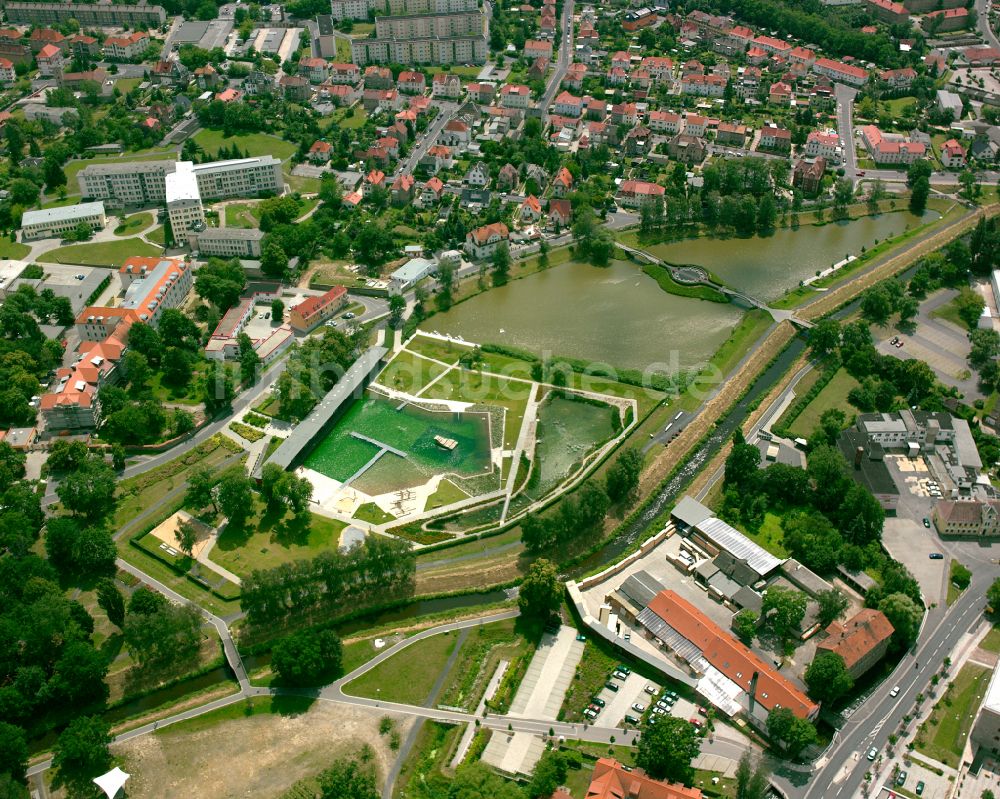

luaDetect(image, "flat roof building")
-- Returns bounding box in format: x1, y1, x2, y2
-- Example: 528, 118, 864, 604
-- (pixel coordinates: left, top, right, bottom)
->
20, 201, 106, 240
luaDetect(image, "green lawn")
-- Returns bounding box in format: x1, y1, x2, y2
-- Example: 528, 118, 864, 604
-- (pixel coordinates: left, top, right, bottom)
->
192, 129, 297, 162
424, 65, 481, 79
224, 202, 261, 229
343, 630, 458, 704
438, 618, 533, 709
703, 309, 773, 379
424, 479, 469, 512
329, 107, 368, 131
335, 37, 351, 61
788, 368, 859, 439
114, 212, 154, 237
116, 77, 142, 94
735, 511, 790, 558
353, 502, 396, 525
38, 238, 162, 267
377, 349, 452, 395
211, 505, 348, 577
979, 626, 1000, 653
915, 663, 991, 768
147, 225, 166, 246
0, 237, 29, 259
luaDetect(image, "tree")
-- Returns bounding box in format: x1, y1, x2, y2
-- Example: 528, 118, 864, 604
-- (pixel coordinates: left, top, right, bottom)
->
735, 751, 771, 799
860, 284, 895, 326
809, 319, 841, 358
261, 240, 289, 277
217, 473, 254, 525
388, 294, 405, 329
528, 750, 568, 799
816, 588, 849, 627
129, 586, 167, 616
193, 259, 247, 312
47, 440, 90, 473
237, 332, 260, 385
56, 457, 116, 521
732, 608, 758, 644
807, 445, 849, 514
202, 362, 236, 416
127, 322, 163, 365
52, 716, 112, 799
805, 651, 854, 705
518, 558, 561, 620
832, 178, 854, 218
635, 716, 700, 783
175, 519, 199, 558
0, 722, 27, 784
271, 298, 284, 323
96, 578, 126, 629
491, 243, 510, 285
724, 431, 761, 489
317, 757, 379, 799
955, 287, 986, 330
605, 447, 642, 503
766, 707, 818, 757
271, 629, 343, 686
110, 442, 126, 472
878, 592, 923, 649
907, 160, 932, 215
988, 577, 1000, 610
762, 585, 808, 642
124, 602, 202, 668
186, 466, 217, 513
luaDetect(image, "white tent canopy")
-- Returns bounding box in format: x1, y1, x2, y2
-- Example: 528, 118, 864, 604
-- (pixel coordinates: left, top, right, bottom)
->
93, 767, 130, 799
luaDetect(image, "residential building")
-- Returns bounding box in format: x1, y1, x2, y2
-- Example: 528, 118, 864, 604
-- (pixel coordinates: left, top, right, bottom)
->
641, 56, 674, 83
466, 81, 495, 104
165, 162, 205, 235
553, 90, 583, 118
864, 0, 909, 24
668, 133, 707, 163
793, 157, 826, 194
397, 70, 426, 93
941, 138, 967, 168
583, 758, 702, 799
350, 0, 487, 66
29, 28, 65, 52
299, 56, 329, 84
649, 110, 682, 134
923, 6, 970, 31
419, 175, 445, 205
548, 198, 571, 227
21, 201, 106, 240
680, 72, 727, 97
389, 258, 437, 293
880, 67, 916, 89
816, 609, 895, 680
933, 499, 1000, 538
432, 72, 462, 98
753, 34, 791, 55
683, 113, 707, 138
789, 46, 816, 67
524, 39, 552, 60
188, 227, 265, 258
812, 57, 868, 87
716, 122, 747, 146
617, 180, 666, 209
40, 329, 126, 431
68, 33, 99, 59
5, 1, 166, 26
0, 58, 15, 85
937, 89, 964, 119
103, 31, 149, 61
77, 257, 192, 341
289, 286, 348, 333
805, 130, 840, 160
464, 221, 509, 259
837, 428, 899, 513
551, 167, 573, 197
77, 160, 177, 206
391, 173, 415, 205
280, 75, 311, 101
464, 161, 489, 187
36, 43, 63, 76
500, 83, 530, 109
363, 169, 386, 195
309, 140, 333, 163
331, 0, 375, 20
519, 194, 542, 222
861, 125, 925, 165
330, 62, 361, 84
758, 125, 792, 152
496, 163, 519, 191
440, 118, 471, 146
623, 7, 658, 31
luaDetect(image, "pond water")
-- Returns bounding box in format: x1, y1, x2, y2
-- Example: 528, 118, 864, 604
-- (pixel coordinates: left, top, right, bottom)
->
647, 210, 940, 302
526, 393, 617, 498
303, 394, 492, 491
429, 259, 744, 372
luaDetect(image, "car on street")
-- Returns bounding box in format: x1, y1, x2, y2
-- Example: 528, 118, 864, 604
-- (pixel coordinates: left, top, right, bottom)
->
605, 681, 619, 692
923, 518, 931, 528
631, 703, 646, 713
690, 718, 704, 729
697, 706, 708, 716
858, 170, 866, 176
916, 781, 925, 795
890, 685, 900, 697
867, 747, 878, 761
929, 553, 944, 559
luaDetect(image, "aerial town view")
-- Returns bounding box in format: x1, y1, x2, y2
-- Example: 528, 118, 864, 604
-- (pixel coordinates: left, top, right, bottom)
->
6, 0, 1000, 797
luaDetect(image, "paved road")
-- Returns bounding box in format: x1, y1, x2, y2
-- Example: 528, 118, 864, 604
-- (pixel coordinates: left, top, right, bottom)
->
539, 0, 575, 120
835, 83, 859, 184
976, 0, 1000, 51
778, 568, 992, 799
399, 101, 458, 175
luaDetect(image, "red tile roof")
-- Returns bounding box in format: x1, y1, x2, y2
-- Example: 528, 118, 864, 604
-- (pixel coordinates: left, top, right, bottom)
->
291, 286, 347, 322
816, 610, 894, 672
585, 759, 702, 799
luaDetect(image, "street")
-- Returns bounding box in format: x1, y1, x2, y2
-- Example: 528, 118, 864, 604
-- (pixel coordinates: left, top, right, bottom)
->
539, 0, 575, 120
836, 83, 859, 184
399, 101, 458, 175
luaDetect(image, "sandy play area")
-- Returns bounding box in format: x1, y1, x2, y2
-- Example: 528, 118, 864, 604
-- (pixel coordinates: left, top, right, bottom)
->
117, 699, 411, 798
148, 511, 215, 559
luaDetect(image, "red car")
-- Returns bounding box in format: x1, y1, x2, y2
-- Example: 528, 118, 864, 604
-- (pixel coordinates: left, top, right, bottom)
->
697, 706, 708, 716
689, 718, 703, 729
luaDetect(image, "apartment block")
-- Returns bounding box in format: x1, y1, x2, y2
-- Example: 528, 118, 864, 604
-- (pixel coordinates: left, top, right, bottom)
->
5, 1, 166, 26
77, 160, 177, 205
351, 0, 485, 64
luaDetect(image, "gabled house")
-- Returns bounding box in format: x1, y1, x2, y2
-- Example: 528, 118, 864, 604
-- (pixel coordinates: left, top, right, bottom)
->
464, 161, 490, 187
551, 166, 573, 197
397, 70, 426, 94
309, 140, 333, 163
419, 176, 445, 206
391, 173, 415, 206
432, 72, 462, 98
464, 222, 509, 259
497, 163, 520, 192
668, 133, 707, 164
425, 144, 453, 172
941, 138, 966, 168
519, 194, 542, 222
548, 198, 571, 227
815, 609, 894, 681
280, 75, 311, 101
299, 56, 329, 84
440, 118, 471, 147
363, 169, 386, 196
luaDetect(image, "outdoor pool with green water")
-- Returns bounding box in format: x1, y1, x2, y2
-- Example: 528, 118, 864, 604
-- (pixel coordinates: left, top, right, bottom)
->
303, 393, 492, 494
526, 393, 617, 498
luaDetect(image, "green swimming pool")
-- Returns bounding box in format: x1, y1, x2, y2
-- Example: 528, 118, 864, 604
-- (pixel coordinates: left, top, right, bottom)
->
303, 394, 493, 492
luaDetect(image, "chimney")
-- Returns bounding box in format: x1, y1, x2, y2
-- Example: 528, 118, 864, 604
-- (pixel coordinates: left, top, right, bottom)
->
854, 446, 864, 469
748, 671, 759, 715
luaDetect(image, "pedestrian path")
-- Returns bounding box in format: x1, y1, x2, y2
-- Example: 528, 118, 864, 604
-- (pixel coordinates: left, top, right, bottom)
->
450, 658, 509, 769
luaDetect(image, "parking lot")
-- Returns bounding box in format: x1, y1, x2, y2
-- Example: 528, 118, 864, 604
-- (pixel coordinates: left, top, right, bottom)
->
586, 668, 699, 730
879, 756, 951, 799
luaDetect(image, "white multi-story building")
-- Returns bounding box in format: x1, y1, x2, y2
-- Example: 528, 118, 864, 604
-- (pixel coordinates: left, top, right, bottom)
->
192, 156, 284, 200
350, 0, 486, 65
0, 57, 15, 85
188, 227, 265, 258
103, 31, 149, 60
352, 33, 486, 64
331, 0, 375, 19
21, 201, 106, 240
78, 160, 177, 205
165, 162, 206, 236
805, 130, 841, 160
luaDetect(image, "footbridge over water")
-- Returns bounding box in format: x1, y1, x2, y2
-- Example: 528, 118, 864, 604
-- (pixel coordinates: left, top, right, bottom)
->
617, 243, 813, 329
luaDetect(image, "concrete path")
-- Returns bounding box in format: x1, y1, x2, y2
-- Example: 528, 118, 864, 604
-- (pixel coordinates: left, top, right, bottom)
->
499, 382, 539, 523
450, 658, 509, 769
195, 535, 242, 586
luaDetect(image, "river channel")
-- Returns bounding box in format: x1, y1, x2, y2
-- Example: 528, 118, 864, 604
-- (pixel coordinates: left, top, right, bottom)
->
647, 210, 940, 302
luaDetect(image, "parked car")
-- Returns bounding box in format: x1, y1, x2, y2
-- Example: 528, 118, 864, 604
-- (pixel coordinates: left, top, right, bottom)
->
890, 685, 900, 697
583, 708, 597, 719
916, 781, 925, 795
653, 707, 666, 715
690, 718, 703, 729
644, 684, 657, 695
576, 634, 587, 642
605, 682, 619, 692
697, 706, 708, 716
592, 697, 605, 708
929, 553, 944, 559
896, 771, 907, 786
612, 670, 628, 681
867, 747, 878, 761
631, 703, 646, 713
922, 518, 931, 528
624, 714, 639, 725
617, 664, 632, 675
662, 690, 678, 700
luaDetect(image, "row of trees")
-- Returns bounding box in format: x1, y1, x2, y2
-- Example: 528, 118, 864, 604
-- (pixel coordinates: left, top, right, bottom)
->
274, 327, 359, 421
239, 536, 416, 628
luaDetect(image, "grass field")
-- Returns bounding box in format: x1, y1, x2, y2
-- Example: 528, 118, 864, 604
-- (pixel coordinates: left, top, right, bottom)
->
224, 203, 261, 229
376, 349, 451, 395
192, 130, 297, 162
735, 511, 790, 558
343, 630, 458, 704
424, 479, 469, 512
438, 618, 533, 709
700, 309, 773, 380
0, 236, 29, 259
38, 238, 162, 267
147, 226, 166, 245
916, 663, 991, 767
405, 335, 469, 364
328, 107, 368, 132
353, 502, 396, 525
980, 626, 1000, 653
114, 212, 154, 236
211, 506, 348, 577
788, 368, 859, 439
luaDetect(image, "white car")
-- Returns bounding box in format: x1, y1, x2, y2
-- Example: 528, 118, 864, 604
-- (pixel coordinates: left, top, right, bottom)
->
631, 703, 646, 713
644, 684, 657, 695
867, 747, 878, 761
890, 685, 900, 697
